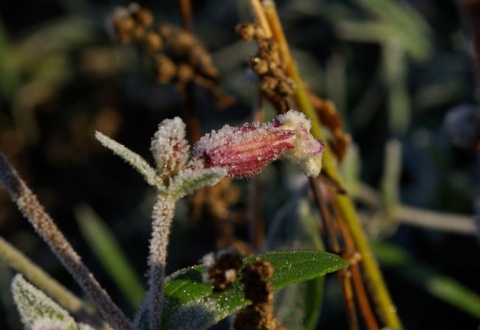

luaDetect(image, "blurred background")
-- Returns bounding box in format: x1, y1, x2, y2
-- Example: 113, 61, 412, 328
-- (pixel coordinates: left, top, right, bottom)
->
0, 0, 479, 329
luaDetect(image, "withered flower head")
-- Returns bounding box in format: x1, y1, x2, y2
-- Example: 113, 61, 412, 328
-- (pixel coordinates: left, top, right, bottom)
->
192, 110, 324, 178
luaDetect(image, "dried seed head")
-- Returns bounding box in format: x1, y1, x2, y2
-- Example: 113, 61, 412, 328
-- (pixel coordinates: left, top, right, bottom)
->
111, 8, 136, 43
236, 22, 258, 42
155, 54, 176, 84
201, 248, 243, 292
250, 57, 269, 75
144, 31, 163, 52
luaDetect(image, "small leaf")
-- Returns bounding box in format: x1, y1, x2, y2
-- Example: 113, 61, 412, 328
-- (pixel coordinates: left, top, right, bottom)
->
11, 275, 77, 330
95, 131, 164, 191
160, 250, 347, 330
168, 166, 227, 199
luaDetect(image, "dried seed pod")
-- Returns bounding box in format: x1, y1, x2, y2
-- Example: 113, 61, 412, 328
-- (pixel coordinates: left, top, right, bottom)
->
143, 31, 163, 52
201, 248, 243, 292
111, 8, 136, 44
250, 57, 269, 75
156, 23, 219, 84
130, 4, 154, 29
154, 54, 176, 84
236, 22, 259, 42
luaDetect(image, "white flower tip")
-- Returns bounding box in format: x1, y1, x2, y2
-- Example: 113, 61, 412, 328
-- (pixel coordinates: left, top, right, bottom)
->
276, 109, 312, 131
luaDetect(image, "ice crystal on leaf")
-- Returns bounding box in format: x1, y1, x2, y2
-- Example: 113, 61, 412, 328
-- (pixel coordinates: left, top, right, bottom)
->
11, 275, 77, 330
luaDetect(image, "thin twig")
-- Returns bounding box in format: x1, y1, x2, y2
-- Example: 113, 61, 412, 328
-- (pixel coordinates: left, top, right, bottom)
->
309, 178, 359, 330
356, 184, 476, 235
261, 2, 402, 328
248, 0, 272, 38
330, 186, 380, 330
178, 0, 192, 32
397, 206, 476, 235
0, 153, 132, 330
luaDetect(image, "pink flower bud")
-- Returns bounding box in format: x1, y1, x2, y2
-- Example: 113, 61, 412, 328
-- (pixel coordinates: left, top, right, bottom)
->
193, 110, 324, 177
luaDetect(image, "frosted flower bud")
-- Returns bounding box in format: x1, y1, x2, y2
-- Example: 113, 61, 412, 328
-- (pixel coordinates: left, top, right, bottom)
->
151, 117, 189, 177
192, 110, 324, 177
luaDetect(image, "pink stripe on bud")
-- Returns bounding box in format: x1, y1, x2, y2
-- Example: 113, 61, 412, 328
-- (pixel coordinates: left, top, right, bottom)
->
193, 110, 324, 177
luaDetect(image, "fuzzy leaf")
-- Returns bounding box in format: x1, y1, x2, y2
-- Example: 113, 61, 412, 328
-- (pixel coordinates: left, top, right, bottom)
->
11, 275, 77, 330
95, 131, 164, 191
151, 117, 190, 176
168, 166, 227, 200
160, 250, 347, 330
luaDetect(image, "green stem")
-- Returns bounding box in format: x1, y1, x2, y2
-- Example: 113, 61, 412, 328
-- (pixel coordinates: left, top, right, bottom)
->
262, 1, 402, 328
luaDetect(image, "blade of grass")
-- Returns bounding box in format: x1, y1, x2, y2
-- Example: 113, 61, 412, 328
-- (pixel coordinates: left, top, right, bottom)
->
75, 204, 145, 309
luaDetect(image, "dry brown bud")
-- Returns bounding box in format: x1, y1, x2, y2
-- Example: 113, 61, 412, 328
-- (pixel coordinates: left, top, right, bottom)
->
277, 78, 296, 96
176, 64, 195, 84
259, 76, 278, 99
250, 57, 269, 75
133, 8, 154, 28
144, 31, 163, 52
113, 15, 135, 44
236, 22, 258, 42
155, 54, 176, 84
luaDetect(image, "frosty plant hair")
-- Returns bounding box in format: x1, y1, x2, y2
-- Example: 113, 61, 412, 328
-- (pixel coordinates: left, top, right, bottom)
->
95, 109, 323, 329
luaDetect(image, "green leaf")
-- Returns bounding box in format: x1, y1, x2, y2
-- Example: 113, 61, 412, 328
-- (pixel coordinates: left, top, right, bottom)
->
161, 250, 347, 330
75, 204, 145, 309
11, 275, 77, 330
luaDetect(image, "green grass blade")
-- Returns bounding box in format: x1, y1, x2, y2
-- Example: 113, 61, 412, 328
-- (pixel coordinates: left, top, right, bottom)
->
75, 204, 145, 309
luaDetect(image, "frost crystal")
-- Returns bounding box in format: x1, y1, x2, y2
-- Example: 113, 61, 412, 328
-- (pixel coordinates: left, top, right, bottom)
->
193, 110, 324, 177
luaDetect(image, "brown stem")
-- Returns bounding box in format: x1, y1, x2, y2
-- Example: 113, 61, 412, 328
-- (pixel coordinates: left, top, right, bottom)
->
309, 178, 359, 330
178, 0, 192, 32
181, 85, 201, 144
0, 153, 132, 330
330, 186, 380, 330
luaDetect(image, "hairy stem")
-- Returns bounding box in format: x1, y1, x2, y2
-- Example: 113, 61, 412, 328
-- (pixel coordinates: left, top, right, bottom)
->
147, 195, 176, 330
0, 153, 132, 330
261, 2, 401, 328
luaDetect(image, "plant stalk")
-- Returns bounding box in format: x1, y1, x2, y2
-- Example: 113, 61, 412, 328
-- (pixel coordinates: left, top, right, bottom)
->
261, 2, 402, 328
147, 195, 176, 330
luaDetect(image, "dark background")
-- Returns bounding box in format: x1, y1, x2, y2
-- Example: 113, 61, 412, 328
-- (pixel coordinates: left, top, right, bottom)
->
0, 0, 479, 329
